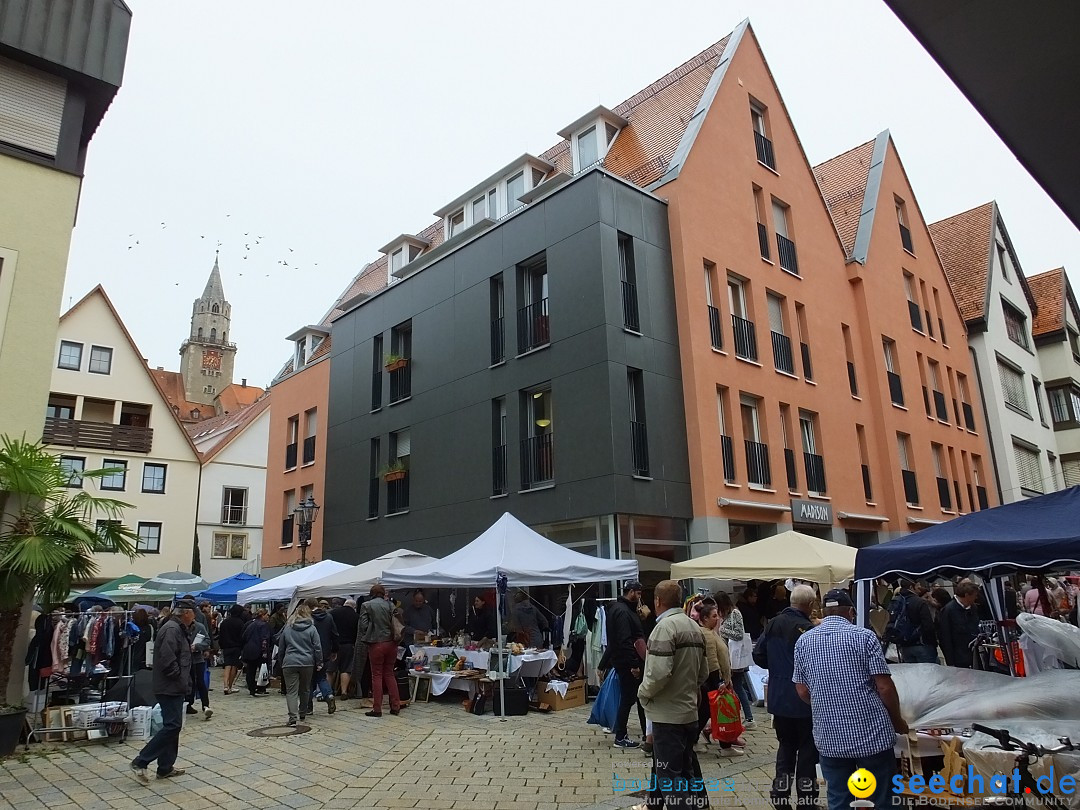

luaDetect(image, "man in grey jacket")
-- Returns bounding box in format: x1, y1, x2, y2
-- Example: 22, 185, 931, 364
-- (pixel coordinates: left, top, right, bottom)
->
130, 598, 195, 783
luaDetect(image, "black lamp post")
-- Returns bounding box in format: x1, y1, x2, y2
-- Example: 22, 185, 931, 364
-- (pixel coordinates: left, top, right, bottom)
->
293, 494, 320, 568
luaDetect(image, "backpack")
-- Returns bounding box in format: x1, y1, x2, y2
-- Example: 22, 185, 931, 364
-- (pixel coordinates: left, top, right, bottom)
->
884, 594, 922, 646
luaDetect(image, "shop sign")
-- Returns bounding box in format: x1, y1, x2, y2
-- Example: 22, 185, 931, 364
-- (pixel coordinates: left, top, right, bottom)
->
790, 498, 832, 525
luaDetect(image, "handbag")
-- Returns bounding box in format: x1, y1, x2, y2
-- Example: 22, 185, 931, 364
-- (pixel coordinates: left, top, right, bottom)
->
728, 632, 753, 671
256, 662, 269, 687
391, 614, 405, 644
587, 669, 621, 729
708, 687, 744, 743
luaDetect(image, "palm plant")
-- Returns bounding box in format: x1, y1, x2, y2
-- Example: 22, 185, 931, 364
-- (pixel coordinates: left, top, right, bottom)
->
0, 437, 139, 704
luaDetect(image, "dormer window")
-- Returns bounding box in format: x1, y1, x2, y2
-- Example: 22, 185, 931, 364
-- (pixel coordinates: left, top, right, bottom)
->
287, 325, 331, 371
558, 105, 628, 174
505, 172, 525, 215
379, 235, 429, 284
435, 154, 554, 236
448, 209, 465, 238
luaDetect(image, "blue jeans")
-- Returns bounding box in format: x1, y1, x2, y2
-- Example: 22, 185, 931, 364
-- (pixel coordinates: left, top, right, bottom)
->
133, 695, 184, 775
311, 666, 332, 701
732, 670, 755, 722
819, 748, 895, 810
899, 644, 937, 664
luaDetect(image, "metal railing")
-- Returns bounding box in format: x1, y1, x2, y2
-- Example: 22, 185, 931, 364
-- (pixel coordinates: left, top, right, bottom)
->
776, 234, 799, 274
754, 130, 775, 169
517, 298, 550, 353
899, 223, 914, 253
887, 371, 905, 406
492, 444, 507, 496
630, 420, 650, 476
42, 417, 153, 454
771, 332, 794, 374
804, 452, 826, 495
800, 341, 813, 380
221, 505, 247, 526
745, 439, 771, 488
848, 361, 859, 397
389, 364, 411, 403
302, 435, 316, 465
281, 516, 294, 546
861, 464, 873, 501
757, 222, 770, 260
721, 435, 735, 483
784, 448, 797, 490
368, 477, 379, 518
731, 314, 757, 361
521, 432, 554, 489
908, 300, 923, 331
371, 370, 383, 410
902, 469, 920, 506
491, 317, 505, 365
708, 305, 723, 350
937, 476, 952, 510
285, 442, 298, 470
387, 473, 410, 514
933, 390, 949, 422
622, 281, 640, 332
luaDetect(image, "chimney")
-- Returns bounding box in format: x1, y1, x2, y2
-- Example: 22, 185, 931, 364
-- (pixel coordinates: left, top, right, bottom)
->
157, 366, 164, 371
242, 378, 247, 387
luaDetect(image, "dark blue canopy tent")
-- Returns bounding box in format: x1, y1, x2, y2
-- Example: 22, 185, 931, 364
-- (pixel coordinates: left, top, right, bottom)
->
855, 486, 1080, 581
193, 572, 264, 604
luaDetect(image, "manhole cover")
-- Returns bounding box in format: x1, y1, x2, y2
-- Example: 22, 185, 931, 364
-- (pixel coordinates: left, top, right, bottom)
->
247, 724, 311, 737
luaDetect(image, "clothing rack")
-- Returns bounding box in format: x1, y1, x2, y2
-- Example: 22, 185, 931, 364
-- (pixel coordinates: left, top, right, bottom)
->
26, 609, 136, 749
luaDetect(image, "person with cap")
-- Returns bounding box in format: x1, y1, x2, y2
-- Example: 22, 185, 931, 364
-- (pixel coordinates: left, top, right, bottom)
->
793, 588, 907, 810
600, 580, 647, 749
185, 599, 213, 720
130, 598, 196, 783
330, 597, 359, 698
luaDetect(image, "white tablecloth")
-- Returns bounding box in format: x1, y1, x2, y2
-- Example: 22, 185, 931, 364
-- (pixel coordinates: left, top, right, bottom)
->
408, 646, 558, 678
407, 670, 482, 697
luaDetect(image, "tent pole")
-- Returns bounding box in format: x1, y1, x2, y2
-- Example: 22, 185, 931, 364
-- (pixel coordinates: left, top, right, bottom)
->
496, 593, 506, 722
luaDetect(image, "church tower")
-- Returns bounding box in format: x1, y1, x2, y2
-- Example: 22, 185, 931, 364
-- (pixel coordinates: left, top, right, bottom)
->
179, 255, 237, 406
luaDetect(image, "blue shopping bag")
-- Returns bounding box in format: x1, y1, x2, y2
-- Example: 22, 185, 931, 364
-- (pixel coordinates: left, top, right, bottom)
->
587, 670, 620, 728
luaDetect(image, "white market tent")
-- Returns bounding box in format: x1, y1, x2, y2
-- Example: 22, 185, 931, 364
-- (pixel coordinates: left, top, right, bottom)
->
669, 530, 856, 589
236, 559, 352, 605
291, 549, 438, 606
380, 512, 638, 589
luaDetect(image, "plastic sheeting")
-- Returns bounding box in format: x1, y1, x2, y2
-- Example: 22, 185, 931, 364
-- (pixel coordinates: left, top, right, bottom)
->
892, 663, 1080, 738
1017, 613, 1080, 668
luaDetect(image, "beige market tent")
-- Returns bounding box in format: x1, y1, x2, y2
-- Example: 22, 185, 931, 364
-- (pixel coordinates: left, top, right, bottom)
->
670, 530, 856, 589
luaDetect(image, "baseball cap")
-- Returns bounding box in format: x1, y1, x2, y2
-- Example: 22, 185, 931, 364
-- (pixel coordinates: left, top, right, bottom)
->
622, 580, 643, 593
822, 588, 853, 608
174, 598, 197, 611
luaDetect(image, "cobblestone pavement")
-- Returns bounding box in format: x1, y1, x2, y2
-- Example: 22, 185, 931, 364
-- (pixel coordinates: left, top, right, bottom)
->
0, 671, 780, 810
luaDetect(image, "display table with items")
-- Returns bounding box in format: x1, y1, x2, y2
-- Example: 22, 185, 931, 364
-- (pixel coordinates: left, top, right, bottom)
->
405, 645, 559, 711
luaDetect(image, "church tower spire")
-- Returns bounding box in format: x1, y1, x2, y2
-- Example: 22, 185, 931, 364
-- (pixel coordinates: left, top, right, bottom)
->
179, 254, 237, 407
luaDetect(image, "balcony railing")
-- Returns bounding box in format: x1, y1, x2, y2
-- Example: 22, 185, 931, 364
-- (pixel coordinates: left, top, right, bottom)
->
962, 402, 976, 431
221, 505, 247, 526
389, 364, 411, 403
622, 281, 640, 332
180, 336, 237, 351
933, 390, 949, 422
42, 417, 153, 454
707, 305, 723, 350
757, 222, 770, 260
281, 516, 294, 546
371, 370, 383, 410
285, 442, 297, 470
731, 314, 758, 361
976, 485, 989, 511
937, 476, 952, 510
804, 452, 826, 495
776, 234, 799, 274
302, 435, 316, 465
771, 332, 794, 374
368, 477, 379, 518
861, 464, 873, 501
521, 433, 554, 489
721, 434, 735, 483
754, 130, 775, 170
517, 298, 550, 354
630, 420, 650, 477
902, 469, 920, 506
491, 317, 505, 365
887, 371, 905, 406
800, 342, 813, 381
908, 300, 923, 332
848, 361, 859, 397
784, 448, 797, 491
745, 439, 771, 488
387, 473, 410, 514
492, 444, 507, 496
899, 223, 914, 253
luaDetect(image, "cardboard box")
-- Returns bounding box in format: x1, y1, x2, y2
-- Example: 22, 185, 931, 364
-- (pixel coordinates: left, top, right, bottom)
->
541, 679, 585, 711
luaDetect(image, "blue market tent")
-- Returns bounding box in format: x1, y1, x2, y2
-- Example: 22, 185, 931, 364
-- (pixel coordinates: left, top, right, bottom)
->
194, 572, 265, 604
855, 485, 1080, 581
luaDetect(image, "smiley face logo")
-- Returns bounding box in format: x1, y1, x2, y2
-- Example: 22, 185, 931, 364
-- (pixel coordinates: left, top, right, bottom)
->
848, 769, 877, 799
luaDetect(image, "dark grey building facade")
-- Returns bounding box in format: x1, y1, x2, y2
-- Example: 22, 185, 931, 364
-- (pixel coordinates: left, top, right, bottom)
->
323, 169, 693, 572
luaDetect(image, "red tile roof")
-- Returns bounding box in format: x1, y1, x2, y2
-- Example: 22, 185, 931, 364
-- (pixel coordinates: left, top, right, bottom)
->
188, 393, 271, 461
148, 368, 214, 423
812, 139, 876, 257
216, 382, 264, 414
1028, 267, 1067, 336
927, 202, 995, 323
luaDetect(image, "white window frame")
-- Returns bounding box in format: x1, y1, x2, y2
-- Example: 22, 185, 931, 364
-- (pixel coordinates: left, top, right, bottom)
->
727, 277, 749, 320
573, 124, 600, 172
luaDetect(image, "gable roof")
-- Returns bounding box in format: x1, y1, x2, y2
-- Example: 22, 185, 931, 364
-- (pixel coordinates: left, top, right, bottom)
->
927, 202, 995, 323
189, 393, 270, 462
1028, 267, 1080, 338
813, 138, 876, 257
216, 382, 264, 414
60, 287, 200, 459
149, 369, 213, 423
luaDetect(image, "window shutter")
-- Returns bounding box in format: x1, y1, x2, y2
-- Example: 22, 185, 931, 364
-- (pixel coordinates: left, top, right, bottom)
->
767, 295, 784, 334
1013, 444, 1042, 492
0, 57, 66, 156
395, 429, 411, 457
998, 362, 1027, 411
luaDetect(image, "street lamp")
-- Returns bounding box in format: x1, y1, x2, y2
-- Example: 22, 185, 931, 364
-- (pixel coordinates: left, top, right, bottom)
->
293, 494, 320, 568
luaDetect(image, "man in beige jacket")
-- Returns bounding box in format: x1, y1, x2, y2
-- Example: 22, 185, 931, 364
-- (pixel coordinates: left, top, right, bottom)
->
637, 580, 710, 809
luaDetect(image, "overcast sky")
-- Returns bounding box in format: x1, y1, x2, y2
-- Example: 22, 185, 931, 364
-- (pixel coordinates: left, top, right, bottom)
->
63, 0, 1080, 388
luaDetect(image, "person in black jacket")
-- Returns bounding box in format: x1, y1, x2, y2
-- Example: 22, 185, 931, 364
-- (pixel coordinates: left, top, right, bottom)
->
599, 581, 647, 749
466, 595, 498, 641
217, 605, 246, 694
308, 599, 339, 713
938, 582, 981, 668
889, 581, 938, 663
241, 609, 273, 696
753, 584, 818, 810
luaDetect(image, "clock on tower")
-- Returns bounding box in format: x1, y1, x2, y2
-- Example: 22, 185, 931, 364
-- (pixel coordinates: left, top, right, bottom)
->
202, 349, 221, 370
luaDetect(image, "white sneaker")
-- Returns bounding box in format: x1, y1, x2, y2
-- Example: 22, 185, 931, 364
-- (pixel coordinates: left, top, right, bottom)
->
719, 746, 745, 758
744, 719, 756, 729
202, 708, 213, 720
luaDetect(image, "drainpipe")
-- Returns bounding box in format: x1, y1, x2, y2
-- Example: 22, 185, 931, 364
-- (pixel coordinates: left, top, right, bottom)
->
969, 346, 1004, 504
